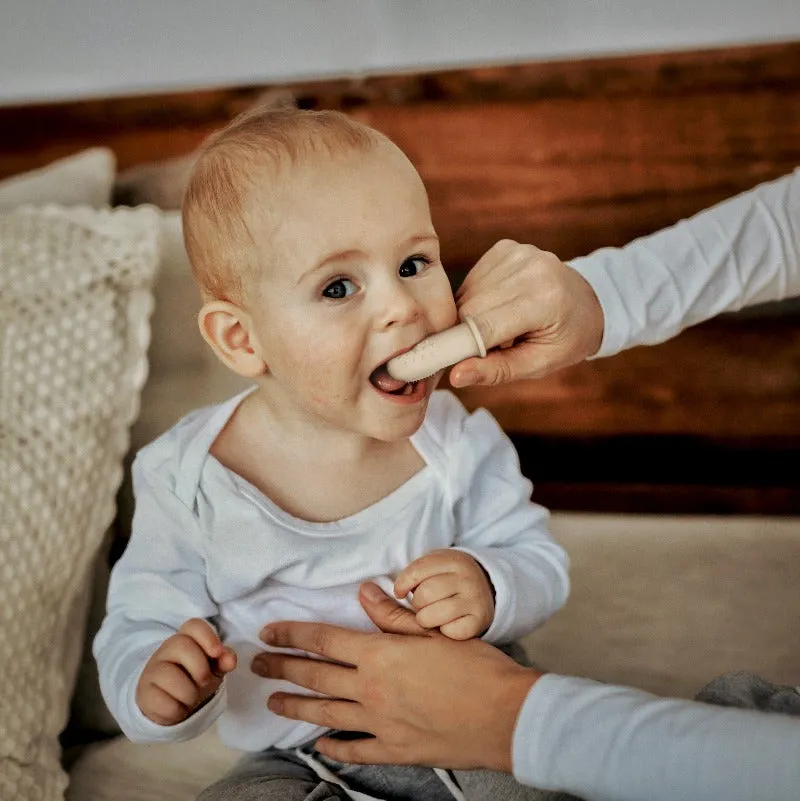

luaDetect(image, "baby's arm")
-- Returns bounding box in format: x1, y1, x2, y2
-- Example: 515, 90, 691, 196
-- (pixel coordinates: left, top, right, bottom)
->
429, 394, 569, 644
93, 455, 229, 743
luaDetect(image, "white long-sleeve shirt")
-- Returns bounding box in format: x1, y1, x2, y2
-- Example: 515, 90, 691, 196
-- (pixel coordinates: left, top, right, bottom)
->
95, 389, 569, 751
515, 168, 800, 801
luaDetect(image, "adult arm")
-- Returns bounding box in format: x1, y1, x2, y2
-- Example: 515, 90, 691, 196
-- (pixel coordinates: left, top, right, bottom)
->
453, 168, 800, 385
257, 583, 800, 801
515, 674, 800, 801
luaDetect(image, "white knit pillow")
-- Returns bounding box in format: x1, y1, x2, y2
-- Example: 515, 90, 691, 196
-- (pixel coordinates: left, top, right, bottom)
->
0, 205, 159, 801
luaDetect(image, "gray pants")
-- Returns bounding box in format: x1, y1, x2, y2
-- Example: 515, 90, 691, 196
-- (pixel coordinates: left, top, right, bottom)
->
196, 739, 580, 801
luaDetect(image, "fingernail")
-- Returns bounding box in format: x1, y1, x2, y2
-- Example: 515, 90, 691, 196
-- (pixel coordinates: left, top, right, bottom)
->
267, 695, 284, 714
251, 655, 269, 677
361, 581, 384, 602
260, 626, 276, 644
451, 370, 478, 388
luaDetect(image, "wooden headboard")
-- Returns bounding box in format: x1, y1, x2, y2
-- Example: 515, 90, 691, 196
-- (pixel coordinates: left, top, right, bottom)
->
3, 41, 798, 514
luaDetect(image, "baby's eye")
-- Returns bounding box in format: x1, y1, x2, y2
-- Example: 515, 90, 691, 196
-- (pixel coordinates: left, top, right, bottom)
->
322, 278, 358, 299
398, 256, 430, 278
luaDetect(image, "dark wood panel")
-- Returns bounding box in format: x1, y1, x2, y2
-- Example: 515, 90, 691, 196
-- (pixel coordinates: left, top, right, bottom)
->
512, 431, 799, 514
530, 483, 800, 516
1, 42, 798, 268
1, 41, 798, 514
452, 317, 800, 438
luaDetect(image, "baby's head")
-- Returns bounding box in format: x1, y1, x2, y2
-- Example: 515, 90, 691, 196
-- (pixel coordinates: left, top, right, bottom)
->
183, 105, 458, 441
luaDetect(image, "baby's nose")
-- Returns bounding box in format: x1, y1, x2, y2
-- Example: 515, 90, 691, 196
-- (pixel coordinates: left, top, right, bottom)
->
375, 282, 423, 328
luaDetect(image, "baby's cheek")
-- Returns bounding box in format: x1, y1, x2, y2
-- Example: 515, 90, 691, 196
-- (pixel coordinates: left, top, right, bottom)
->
435, 288, 459, 329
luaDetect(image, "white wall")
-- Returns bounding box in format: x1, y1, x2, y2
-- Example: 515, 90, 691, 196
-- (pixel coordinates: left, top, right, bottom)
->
2, 0, 800, 105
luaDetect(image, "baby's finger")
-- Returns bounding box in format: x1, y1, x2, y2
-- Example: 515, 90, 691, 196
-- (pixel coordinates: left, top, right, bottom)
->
439, 615, 480, 641
158, 634, 217, 688
138, 682, 190, 726
408, 574, 459, 610
213, 646, 238, 676
394, 550, 454, 598
179, 618, 224, 659
415, 597, 465, 630
150, 660, 204, 709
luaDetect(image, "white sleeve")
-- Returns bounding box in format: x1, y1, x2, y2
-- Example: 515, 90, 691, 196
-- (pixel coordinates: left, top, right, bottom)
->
513, 674, 800, 801
570, 168, 800, 358
448, 406, 570, 644
92, 455, 226, 743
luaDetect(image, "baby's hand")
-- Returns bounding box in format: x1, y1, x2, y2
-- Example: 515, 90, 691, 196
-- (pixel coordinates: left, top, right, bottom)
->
394, 549, 495, 640
136, 618, 237, 726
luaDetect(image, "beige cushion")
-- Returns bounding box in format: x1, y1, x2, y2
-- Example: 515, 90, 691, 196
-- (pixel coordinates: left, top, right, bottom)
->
524, 513, 800, 698
66, 728, 240, 801
0, 205, 160, 800
0, 149, 115, 210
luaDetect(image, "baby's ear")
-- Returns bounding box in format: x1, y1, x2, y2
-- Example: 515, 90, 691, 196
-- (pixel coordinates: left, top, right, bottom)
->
198, 301, 267, 378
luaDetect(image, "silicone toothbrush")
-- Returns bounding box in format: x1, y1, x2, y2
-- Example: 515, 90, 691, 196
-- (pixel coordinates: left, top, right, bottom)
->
386, 316, 487, 382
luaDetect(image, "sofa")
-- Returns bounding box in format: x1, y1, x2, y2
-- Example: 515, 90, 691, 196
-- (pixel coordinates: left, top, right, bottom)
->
1, 146, 798, 801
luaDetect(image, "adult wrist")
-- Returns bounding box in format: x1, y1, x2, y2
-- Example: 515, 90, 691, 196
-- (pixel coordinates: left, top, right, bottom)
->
495, 666, 543, 773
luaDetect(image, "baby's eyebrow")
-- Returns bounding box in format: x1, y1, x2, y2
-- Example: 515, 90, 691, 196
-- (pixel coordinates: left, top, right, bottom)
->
297, 249, 365, 284
405, 233, 439, 249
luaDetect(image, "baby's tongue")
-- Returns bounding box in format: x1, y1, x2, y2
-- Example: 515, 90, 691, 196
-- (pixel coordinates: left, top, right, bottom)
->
371, 365, 407, 393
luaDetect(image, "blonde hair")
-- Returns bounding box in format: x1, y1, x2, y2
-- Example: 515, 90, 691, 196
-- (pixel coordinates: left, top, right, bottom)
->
183, 105, 382, 303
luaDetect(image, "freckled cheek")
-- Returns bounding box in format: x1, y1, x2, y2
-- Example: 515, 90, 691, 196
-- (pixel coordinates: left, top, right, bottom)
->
287, 337, 363, 405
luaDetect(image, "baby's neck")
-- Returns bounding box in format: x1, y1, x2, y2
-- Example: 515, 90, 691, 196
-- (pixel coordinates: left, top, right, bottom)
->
211, 390, 425, 523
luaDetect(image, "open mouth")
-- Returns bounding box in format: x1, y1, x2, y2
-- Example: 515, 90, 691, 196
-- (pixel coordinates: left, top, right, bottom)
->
369, 364, 421, 397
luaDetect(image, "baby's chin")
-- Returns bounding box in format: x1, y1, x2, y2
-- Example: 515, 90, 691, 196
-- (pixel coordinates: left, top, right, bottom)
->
365, 397, 431, 443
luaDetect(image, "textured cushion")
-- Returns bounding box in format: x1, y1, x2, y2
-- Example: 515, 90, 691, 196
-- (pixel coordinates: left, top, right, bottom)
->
0, 149, 115, 210
0, 205, 159, 800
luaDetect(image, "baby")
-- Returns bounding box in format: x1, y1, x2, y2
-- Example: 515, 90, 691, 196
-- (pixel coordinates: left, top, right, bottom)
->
94, 105, 570, 801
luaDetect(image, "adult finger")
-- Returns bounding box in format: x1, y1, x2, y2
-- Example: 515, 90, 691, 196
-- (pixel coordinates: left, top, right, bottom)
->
451, 343, 546, 387
261, 620, 371, 663
454, 239, 520, 302
358, 582, 429, 636
252, 652, 359, 700
267, 693, 365, 732
314, 734, 400, 766
462, 294, 536, 353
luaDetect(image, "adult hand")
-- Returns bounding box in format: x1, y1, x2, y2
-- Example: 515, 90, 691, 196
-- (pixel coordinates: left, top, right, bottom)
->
252, 582, 540, 771
451, 240, 604, 387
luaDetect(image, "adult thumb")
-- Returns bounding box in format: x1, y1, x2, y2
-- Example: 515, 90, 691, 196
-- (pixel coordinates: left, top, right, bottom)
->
451, 346, 533, 387
359, 582, 427, 636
